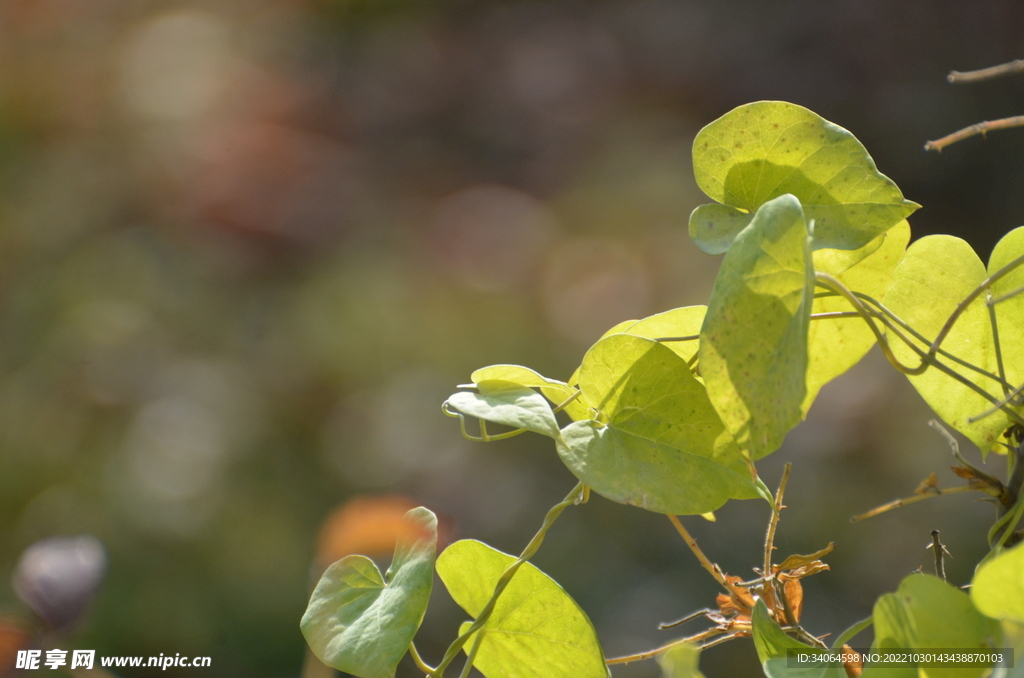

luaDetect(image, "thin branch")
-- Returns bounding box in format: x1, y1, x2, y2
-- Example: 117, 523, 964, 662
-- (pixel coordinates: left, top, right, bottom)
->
925, 116, 1024, 152
659, 608, 716, 630
606, 639, 694, 665
763, 464, 792, 611
851, 485, 985, 523
668, 514, 731, 591
947, 59, 1024, 84
930, 530, 947, 580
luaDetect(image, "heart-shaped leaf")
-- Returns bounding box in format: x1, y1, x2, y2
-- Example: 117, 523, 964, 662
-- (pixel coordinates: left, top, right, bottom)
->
803, 220, 910, 414
883, 235, 1018, 454
870, 573, 999, 678
751, 600, 845, 678
659, 642, 707, 678
556, 333, 768, 515
971, 540, 1024, 625
615, 306, 707, 365
301, 507, 437, 678
690, 101, 918, 254
436, 539, 608, 678
446, 382, 561, 439
700, 194, 814, 460
985, 225, 1024, 415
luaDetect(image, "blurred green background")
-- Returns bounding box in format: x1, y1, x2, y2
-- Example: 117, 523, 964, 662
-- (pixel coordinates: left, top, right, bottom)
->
1, 1, 1024, 676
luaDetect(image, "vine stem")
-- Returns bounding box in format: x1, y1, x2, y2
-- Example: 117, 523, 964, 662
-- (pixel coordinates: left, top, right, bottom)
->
410, 643, 436, 675
667, 514, 730, 591
428, 482, 587, 678
815, 273, 1024, 428
947, 59, 1024, 84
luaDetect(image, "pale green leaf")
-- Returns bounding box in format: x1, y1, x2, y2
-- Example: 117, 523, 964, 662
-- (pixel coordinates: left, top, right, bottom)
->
659, 642, 706, 678
471, 364, 570, 392
617, 306, 707, 365
971, 540, 1024, 624
751, 600, 845, 678
469, 364, 586, 422
990, 621, 1024, 677
986, 225, 1024, 419
804, 221, 910, 414
868, 573, 1000, 678
435, 540, 608, 678
301, 508, 437, 678
556, 333, 767, 514
883, 235, 1012, 454
699, 194, 814, 460
447, 382, 561, 439
690, 101, 918, 254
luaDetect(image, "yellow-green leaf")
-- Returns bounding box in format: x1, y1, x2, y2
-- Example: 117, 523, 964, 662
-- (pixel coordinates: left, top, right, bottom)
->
557, 333, 768, 514
700, 194, 814, 460
690, 101, 918, 254
436, 540, 608, 678
883, 235, 1014, 454
804, 220, 910, 413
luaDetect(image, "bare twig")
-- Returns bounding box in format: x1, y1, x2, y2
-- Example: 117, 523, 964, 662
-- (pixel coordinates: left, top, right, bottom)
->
851, 485, 985, 523
930, 530, 948, 580
925, 116, 1024, 152
668, 514, 731, 592
762, 464, 792, 611
948, 59, 1024, 84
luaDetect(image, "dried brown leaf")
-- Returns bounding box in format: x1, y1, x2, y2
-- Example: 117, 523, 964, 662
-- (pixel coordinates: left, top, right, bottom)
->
775, 542, 835, 572
842, 644, 863, 677
915, 472, 939, 495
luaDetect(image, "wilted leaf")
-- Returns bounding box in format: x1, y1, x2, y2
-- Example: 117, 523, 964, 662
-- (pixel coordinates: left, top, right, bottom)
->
775, 543, 835, 573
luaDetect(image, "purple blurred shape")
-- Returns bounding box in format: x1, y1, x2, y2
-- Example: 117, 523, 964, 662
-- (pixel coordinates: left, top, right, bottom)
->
12, 535, 107, 632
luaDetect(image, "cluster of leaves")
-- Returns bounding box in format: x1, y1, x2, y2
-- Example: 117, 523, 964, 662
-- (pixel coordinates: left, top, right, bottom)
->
301, 101, 1024, 677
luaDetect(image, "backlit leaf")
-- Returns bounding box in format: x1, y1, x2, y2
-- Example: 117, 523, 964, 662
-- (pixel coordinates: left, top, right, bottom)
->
301, 508, 437, 678
869, 573, 999, 678
435, 540, 608, 678
971, 540, 1024, 625
883, 236, 1014, 454
616, 306, 707, 365
690, 101, 918, 254
556, 333, 768, 514
751, 600, 845, 678
446, 382, 561, 439
700, 194, 814, 460
659, 642, 707, 678
985, 225, 1024, 418
804, 221, 909, 414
